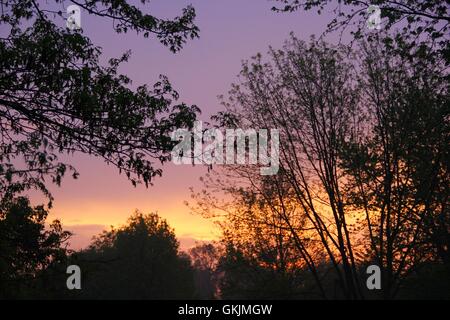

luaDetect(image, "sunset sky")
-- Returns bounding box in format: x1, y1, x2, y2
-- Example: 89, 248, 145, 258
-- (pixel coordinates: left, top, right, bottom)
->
42, 0, 337, 251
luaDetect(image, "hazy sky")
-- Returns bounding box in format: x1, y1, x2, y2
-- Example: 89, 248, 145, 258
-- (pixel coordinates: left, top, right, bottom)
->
44, 0, 339, 250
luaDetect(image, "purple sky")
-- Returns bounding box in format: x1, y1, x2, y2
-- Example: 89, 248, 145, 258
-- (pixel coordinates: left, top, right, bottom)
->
44, 0, 340, 251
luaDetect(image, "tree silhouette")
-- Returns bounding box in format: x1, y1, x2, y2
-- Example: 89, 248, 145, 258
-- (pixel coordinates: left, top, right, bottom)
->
189, 243, 221, 299
71, 212, 195, 299
270, 1, 449, 39
0, 0, 201, 205
216, 239, 313, 299
0, 196, 71, 298
193, 33, 448, 299
339, 36, 449, 298
271, 1, 450, 68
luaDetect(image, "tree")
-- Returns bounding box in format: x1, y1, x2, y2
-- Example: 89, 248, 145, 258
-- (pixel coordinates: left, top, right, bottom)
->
270, 0, 450, 67
270, 0, 449, 36
189, 242, 221, 299
71, 211, 195, 299
191, 175, 320, 298
217, 243, 308, 299
0, 0, 201, 205
0, 196, 71, 298
200, 36, 366, 299
340, 35, 449, 297
193, 33, 448, 299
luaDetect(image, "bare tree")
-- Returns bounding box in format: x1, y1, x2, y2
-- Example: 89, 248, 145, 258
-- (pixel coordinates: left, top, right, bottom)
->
191, 34, 448, 299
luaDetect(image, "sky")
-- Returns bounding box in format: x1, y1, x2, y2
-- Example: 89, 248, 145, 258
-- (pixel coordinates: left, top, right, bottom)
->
43, 0, 339, 251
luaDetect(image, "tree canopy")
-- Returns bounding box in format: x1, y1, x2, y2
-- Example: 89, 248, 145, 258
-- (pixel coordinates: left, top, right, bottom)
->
192, 32, 449, 299
71, 212, 195, 299
0, 196, 71, 298
0, 0, 201, 205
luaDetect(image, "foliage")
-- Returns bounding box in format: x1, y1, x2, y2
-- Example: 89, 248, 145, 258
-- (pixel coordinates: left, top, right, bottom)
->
71, 211, 195, 299
192, 33, 449, 299
0, 196, 71, 298
0, 0, 201, 205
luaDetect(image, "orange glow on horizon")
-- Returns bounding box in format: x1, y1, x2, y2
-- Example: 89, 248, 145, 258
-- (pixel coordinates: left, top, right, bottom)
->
48, 198, 219, 251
